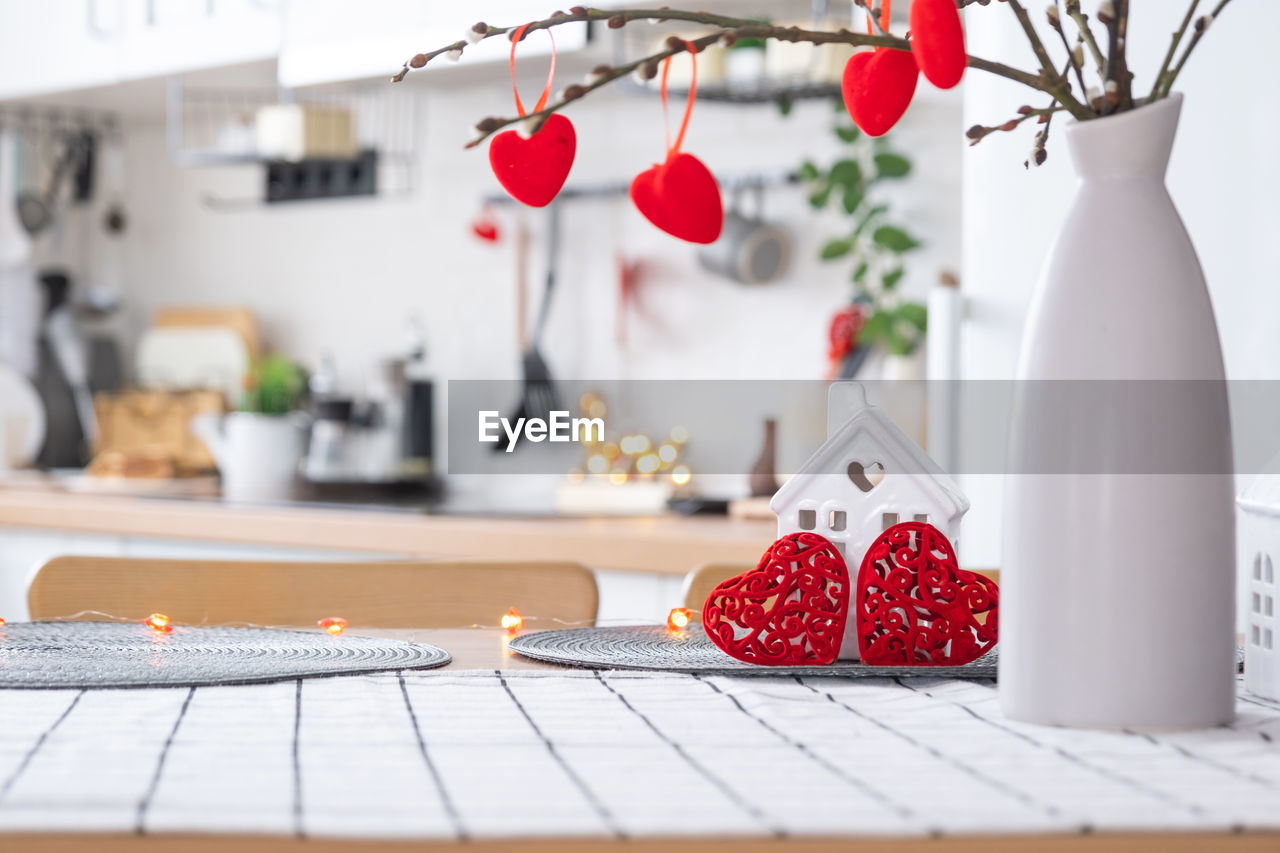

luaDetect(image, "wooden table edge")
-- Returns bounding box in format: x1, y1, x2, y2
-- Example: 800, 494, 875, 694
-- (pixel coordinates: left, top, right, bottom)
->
4, 831, 1278, 853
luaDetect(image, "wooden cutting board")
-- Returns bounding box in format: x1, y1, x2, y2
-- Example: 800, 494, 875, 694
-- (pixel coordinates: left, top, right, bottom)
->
153, 307, 260, 360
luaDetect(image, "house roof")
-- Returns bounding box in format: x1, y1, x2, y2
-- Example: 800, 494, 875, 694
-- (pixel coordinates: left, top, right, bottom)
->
771, 386, 969, 519
1239, 450, 1280, 517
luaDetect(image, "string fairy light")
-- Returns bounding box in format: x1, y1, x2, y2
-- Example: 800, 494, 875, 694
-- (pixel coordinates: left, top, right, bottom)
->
144, 613, 173, 633
317, 617, 348, 636
501, 607, 524, 634
667, 607, 694, 631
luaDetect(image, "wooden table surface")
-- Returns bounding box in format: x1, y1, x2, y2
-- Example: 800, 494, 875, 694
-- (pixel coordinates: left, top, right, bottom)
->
4, 629, 1278, 853
0, 484, 775, 577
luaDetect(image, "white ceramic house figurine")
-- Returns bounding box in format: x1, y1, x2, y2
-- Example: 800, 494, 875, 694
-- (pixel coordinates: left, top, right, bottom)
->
770, 382, 969, 659
1239, 454, 1280, 700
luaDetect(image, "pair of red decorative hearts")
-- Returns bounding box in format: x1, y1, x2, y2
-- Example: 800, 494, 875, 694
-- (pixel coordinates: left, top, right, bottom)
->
840, 0, 967, 137
702, 522, 998, 667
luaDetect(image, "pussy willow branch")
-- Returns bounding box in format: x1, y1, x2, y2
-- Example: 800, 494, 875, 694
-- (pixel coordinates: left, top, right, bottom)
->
1064, 0, 1106, 77
1160, 0, 1234, 97
1004, 0, 1092, 119
392, 5, 1086, 141
1150, 0, 1200, 101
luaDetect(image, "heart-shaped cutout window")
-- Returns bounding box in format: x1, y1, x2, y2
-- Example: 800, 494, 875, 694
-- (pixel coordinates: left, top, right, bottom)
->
847, 460, 886, 493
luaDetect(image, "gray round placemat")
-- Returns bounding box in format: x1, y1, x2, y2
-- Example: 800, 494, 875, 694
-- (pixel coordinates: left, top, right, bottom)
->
510, 625, 999, 678
0, 622, 450, 689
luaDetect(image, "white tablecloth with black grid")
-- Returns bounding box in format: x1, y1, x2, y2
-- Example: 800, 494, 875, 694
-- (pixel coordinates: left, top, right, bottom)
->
1, 670, 1278, 840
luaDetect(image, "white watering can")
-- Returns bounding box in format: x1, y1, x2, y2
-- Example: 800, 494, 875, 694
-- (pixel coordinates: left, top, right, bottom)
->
191, 412, 306, 503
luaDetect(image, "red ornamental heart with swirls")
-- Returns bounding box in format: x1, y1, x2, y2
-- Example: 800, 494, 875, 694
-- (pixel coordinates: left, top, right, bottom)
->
856, 521, 999, 666
702, 532, 849, 665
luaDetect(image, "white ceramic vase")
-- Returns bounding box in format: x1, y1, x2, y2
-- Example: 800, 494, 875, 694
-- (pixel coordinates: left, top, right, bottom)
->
1000, 94, 1237, 729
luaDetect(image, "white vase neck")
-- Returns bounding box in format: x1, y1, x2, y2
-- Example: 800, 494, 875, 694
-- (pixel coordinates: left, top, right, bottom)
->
1064, 93, 1182, 181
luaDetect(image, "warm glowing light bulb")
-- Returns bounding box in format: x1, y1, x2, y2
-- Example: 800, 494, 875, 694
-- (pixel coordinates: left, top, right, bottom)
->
636, 453, 661, 475
619, 435, 636, 455
586, 453, 609, 474
608, 470, 628, 485
658, 443, 677, 464
318, 617, 348, 636
145, 613, 173, 633
671, 465, 691, 486
0, 616, 6, 628
633, 435, 651, 454
667, 607, 693, 631
670, 425, 689, 444
501, 607, 524, 634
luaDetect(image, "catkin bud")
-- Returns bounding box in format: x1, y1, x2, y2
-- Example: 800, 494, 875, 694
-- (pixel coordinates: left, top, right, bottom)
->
475, 117, 503, 133
1071, 43, 1084, 66
1033, 148, 1048, 166
1194, 14, 1211, 33
1017, 104, 1034, 115
1097, 0, 1114, 24
570, 6, 588, 14
1046, 5, 1061, 29
607, 14, 626, 28
965, 124, 986, 140
664, 35, 684, 51
999, 120, 1019, 132
465, 24, 487, 44
561, 84, 587, 100
409, 53, 428, 68
446, 48, 463, 61
719, 32, 738, 47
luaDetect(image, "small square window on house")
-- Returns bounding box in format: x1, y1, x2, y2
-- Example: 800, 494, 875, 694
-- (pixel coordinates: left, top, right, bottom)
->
913, 513, 929, 523
1268, 597, 1275, 617
829, 510, 846, 531
798, 509, 816, 531
1268, 557, 1276, 584
1256, 593, 1264, 614
1268, 629, 1275, 650
882, 512, 900, 530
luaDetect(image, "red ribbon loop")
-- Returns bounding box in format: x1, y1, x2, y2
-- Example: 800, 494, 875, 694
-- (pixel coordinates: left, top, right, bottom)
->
659, 39, 699, 159
509, 23, 558, 118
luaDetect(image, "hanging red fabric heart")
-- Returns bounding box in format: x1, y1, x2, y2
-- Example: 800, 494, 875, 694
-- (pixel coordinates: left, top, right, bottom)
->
856, 521, 999, 666
842, 48, 920, 137
629, 40, 724, 244
702, 532, 849, 666
910, 0, 967, 90
488, 23, 576, 208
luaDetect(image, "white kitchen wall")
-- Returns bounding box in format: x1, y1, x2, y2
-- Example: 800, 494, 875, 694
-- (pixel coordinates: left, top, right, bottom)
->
114, 76, 961, 450
959, 4, 1280, 568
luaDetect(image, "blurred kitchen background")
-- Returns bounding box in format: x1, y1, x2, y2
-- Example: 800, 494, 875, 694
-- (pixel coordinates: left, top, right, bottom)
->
0, 1, 1276, 623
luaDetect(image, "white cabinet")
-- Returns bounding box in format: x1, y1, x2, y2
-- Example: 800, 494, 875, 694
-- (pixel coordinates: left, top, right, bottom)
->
278, 0, 588, 88
0, 0, 124, 100
117, 0, 282, 80
0, 0, 282, 101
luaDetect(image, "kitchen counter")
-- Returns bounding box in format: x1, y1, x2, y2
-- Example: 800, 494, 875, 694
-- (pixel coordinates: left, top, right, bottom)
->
0, 478, 774, 576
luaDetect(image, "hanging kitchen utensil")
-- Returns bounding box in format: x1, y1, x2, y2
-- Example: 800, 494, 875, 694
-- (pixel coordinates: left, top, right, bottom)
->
16, 132, 88, 236
493, 204, 562, 452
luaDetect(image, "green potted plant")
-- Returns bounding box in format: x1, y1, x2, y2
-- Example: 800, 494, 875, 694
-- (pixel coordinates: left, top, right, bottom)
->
192, 355, 308, 503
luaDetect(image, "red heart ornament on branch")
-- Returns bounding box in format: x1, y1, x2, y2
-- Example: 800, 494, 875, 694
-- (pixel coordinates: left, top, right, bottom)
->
630, 152, 723, 245
489, 114, 576, 208
910, 0, 967, 90
630, 38, 724, 244
841, 48, 920, 137
488, 23, 575, 208
702, 532, 849, 666
856, 521, 999, 666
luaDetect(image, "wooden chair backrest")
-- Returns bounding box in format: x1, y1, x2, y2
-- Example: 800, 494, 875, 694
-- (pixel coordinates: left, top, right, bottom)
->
27, 556, 598, 629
